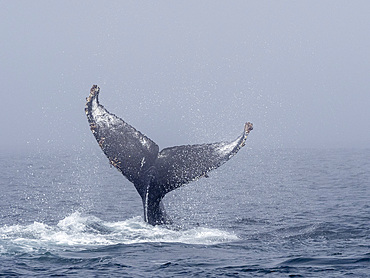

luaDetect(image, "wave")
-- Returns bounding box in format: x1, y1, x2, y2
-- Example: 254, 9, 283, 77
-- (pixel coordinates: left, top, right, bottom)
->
280, 255, 370, 266
0, 212, 238, 255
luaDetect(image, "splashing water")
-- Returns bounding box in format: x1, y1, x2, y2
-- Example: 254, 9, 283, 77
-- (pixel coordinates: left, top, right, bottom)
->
0, 212, 238, 255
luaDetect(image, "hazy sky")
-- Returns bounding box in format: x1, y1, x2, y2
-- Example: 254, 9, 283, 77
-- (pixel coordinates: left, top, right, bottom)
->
1, 1, 369, 152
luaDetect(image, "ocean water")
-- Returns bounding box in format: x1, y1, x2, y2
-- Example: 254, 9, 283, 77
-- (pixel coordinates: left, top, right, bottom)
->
0, 148, 369, 277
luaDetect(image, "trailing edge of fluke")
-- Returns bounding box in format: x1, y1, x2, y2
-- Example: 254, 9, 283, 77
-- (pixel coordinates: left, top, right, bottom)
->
85, 85, 253, 225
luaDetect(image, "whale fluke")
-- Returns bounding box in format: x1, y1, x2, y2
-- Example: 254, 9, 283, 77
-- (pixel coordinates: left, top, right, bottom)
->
85, 85, 253, 225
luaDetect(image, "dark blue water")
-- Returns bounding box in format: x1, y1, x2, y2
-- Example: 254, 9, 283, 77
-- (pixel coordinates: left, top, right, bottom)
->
1, 148, 369, 277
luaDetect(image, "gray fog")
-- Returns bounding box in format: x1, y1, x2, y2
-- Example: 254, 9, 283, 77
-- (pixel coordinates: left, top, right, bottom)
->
1, 1, 369, 153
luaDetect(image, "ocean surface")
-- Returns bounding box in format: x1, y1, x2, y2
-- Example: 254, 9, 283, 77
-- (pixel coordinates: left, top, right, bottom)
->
0, 147, 369, 277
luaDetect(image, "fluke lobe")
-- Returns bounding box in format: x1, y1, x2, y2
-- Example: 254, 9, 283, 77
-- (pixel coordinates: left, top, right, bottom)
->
85, 85, 253, 225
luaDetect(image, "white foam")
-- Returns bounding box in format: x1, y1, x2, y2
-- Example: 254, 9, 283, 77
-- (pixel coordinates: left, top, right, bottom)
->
0, 212, 238, 254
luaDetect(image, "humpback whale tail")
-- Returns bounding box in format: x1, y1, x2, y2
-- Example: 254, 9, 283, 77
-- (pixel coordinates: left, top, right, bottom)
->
85, 85, 253, 225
